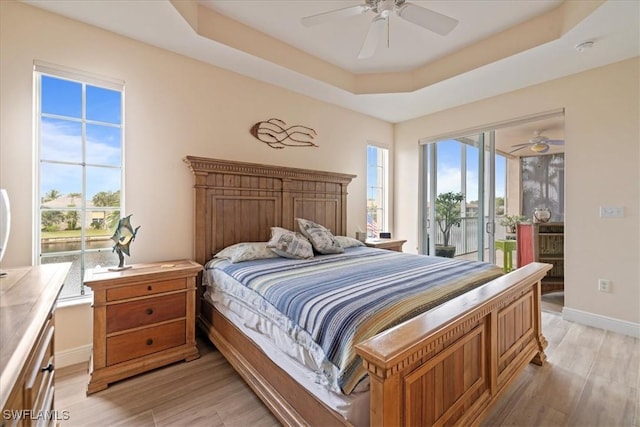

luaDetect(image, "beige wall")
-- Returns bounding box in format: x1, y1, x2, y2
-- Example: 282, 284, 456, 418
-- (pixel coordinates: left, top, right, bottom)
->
0, 1, 393, 360
395, 57, 640, 325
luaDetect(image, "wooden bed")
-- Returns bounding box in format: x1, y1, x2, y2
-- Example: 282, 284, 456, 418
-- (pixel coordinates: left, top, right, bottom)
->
184, 155, 552, 427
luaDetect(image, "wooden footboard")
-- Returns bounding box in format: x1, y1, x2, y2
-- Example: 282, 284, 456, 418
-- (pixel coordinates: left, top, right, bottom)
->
355, 262, 552, 427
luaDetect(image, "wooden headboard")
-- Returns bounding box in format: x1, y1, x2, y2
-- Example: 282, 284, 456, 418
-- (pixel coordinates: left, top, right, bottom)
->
183, 156, 356, 267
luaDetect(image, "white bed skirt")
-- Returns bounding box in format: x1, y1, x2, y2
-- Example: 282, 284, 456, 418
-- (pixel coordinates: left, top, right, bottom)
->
204, 289, 370, 426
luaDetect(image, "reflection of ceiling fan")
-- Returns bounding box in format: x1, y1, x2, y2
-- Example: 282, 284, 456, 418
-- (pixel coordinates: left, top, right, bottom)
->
301, 0, 458, 59
509, 130, 564, 154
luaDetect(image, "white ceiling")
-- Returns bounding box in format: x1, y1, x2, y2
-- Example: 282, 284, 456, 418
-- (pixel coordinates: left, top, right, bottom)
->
24, 0, 639, 129
200, 0, 564, 74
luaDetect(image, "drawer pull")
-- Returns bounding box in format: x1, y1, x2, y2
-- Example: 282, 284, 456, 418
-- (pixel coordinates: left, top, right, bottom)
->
41, 363, 54, 373
147, 285, 153, 291
146, 338, 154, 346
146, 308, 154, 315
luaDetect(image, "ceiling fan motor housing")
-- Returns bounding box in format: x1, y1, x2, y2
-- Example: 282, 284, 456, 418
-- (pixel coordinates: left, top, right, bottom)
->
366, 0, 407, 14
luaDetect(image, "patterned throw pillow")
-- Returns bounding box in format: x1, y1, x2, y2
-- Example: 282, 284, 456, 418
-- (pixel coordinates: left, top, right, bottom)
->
334, 235, 365, 248
214, 242, 280, 263
296, 218, 344, 254
267, 227, 314, 259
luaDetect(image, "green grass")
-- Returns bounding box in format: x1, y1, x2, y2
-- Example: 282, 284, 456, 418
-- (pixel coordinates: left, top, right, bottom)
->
41, 229, 113, 239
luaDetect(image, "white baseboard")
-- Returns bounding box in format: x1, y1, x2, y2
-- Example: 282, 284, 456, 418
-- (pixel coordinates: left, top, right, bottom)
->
55, 344, 92, 368
562, 307, 640, 338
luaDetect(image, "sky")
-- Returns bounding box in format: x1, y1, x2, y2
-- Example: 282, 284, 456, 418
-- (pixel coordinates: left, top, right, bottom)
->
40, 75, 122, 200
435, 138, 506, 202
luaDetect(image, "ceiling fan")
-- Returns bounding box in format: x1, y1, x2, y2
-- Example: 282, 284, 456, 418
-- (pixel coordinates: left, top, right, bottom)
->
301, 0, 458, 59
509, 130, 564, 154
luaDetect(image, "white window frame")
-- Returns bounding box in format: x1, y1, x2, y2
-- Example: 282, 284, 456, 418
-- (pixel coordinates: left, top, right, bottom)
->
34, 62, 125, 302
366, 143, 390, 237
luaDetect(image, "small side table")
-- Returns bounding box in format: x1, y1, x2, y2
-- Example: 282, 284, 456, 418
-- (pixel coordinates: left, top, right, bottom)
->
495, 240, 517, 273
365, 238, 406, 252
85, 259, 202, 394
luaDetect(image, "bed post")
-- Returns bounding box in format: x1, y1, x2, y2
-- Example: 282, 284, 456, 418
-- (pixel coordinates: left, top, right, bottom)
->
184, 159, 209, 317
531, 277, 548, 365
340, 182, 348, 235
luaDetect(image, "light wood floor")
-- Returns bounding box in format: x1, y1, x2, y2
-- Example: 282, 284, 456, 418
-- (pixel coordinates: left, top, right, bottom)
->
56, 295, 639, 426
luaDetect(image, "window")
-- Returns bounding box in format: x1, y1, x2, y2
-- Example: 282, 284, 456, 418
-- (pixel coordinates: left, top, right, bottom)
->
366, 144, 389, 237
521, 153, 565, 222
35, 64, 124, 301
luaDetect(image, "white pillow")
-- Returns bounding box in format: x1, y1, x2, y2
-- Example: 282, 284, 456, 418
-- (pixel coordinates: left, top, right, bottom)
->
296, 218, 344, 254
267, 227, 314, 259
214, 242, 280, 263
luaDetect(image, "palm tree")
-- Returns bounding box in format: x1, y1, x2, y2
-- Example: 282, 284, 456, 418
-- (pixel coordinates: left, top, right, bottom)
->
43, 189, 61, 203
92, 191, 120, 208
93, 191, 120, 230
65, 210, 79, 230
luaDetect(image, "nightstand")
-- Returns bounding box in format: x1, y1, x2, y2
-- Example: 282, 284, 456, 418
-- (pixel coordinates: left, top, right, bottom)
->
84, 260, 202, 394
365, 238, 406, 252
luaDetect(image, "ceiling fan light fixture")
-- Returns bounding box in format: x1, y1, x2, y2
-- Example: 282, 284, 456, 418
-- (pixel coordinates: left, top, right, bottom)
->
530, 143, 548, 152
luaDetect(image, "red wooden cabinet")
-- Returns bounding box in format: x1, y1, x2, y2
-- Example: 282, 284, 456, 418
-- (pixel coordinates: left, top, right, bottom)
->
516, 223, 534, 267
517, 222, 564, 294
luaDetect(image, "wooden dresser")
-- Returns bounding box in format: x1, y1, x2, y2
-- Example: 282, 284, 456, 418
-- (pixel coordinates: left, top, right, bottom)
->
84, 260, 202, 394
1, 263, 71, 427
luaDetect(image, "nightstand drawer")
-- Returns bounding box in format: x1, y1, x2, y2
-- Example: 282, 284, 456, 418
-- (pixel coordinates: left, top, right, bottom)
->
106, 277, 187, 301
106, 292, 186, 334
106, 320, 186, 366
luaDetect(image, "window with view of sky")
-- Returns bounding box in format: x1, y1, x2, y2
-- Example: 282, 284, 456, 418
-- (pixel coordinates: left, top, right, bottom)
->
366, 145, 388, 237
37, 69, 124, 300
435, 139, 506, 209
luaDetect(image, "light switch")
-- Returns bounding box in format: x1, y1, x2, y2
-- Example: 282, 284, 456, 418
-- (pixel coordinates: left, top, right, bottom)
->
599, 206, 624, 218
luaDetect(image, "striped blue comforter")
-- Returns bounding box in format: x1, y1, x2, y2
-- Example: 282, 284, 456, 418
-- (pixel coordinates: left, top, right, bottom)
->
207, 246, 502, 394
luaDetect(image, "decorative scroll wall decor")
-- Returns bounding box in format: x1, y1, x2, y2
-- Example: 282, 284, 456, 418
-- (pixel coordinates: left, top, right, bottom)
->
250, 118, 318, 149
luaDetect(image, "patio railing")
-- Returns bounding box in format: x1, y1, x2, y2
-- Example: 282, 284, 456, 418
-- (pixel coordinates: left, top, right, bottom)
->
431, 216, 508, 256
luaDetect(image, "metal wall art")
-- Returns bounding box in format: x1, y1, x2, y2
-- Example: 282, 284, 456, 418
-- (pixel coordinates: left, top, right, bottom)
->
250, 118, 318, 149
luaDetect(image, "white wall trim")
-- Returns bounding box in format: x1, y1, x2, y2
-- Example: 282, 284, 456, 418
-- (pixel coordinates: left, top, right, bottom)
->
562, 307, 640, 338
55, 344, 92, 369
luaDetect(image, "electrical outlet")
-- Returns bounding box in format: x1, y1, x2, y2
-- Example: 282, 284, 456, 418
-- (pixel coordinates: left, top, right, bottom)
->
598, 279, 611, 293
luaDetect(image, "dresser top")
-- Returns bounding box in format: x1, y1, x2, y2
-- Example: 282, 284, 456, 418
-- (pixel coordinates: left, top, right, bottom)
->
0, 262, 71, 408
83, 259, 202, 289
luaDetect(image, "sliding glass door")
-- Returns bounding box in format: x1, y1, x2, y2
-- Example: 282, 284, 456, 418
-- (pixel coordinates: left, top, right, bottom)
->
420, 132, 497, 263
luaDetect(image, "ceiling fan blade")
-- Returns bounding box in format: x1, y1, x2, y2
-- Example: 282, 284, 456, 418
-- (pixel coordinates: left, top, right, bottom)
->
396, 2, 458, 36
547, 140, 564, 145
301, 4, 370, 27
508, 145, 530, 155
358, 15, 386, 59
510, 143, 533, 148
